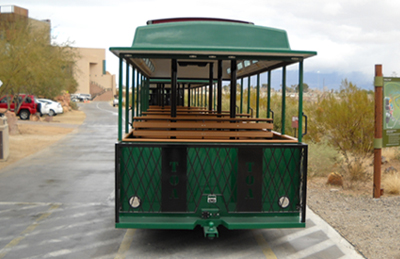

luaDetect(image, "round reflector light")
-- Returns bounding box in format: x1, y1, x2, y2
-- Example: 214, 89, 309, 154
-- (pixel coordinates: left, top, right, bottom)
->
278, 196, 290, 209
129, 196, 141, 208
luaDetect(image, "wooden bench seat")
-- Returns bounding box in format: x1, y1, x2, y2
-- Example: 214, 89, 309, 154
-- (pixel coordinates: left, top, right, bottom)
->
148, 108, 208, 112
133, 116, 273, 122
133, 121, 273, 130
149, 106, 207, 110
131, 130, 272, 139
142, 112, 251, 117
130, 119, 273, 139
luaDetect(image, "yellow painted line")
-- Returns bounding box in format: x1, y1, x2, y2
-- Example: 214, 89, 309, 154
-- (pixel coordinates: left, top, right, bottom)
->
253, 231, 278, 259
114, 229, 136, 259
0, 204, 60, 259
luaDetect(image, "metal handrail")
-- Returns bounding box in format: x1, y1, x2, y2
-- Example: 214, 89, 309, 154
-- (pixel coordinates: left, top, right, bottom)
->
269, 109, 274, 122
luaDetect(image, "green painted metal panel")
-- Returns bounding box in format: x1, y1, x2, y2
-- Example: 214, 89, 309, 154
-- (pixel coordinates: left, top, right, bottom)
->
132, 21, 290, 51
117, 142, 306, 229
120, 146, 162, 212
116, 214, 304, 230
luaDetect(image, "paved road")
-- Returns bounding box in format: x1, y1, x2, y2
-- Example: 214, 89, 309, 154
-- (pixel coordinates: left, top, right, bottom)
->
0, 102, 363, 259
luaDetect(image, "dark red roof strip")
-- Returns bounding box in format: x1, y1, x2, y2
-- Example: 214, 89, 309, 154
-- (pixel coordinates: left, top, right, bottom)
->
147, 17, 254, 25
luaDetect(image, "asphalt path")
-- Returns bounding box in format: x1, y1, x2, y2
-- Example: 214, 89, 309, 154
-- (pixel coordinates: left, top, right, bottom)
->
0, 102, 363, 259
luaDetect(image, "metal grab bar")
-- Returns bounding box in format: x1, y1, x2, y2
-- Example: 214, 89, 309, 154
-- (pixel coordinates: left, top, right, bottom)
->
249, 107, 254, 118
269, 109, 274, 122
302, 112, 308, 136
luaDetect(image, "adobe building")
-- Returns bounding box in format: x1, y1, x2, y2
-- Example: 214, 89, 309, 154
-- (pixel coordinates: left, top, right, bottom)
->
74, 47, 116, 101
0, 5, 116, 101
0, 5, 50, 41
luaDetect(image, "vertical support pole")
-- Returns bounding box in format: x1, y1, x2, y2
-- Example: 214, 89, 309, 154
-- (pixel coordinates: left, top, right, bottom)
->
217, 60, 223, 114
256, 73, 260, 118
230, 60, 237, 118
161, 83, 165, 108
182, 84, 185, 107
157, 84, 161, 106
118, 56, 123, 141
176, 84, 181, 106
205, 86, 208, 108
196, 88, 199, 107
267, 70, 271, 118
298, 61, 304, 143
247, 76, 251, 113
171, 59, 177, 118
145, 78, 149, 111
214, 83, 216, 111
209, 62, 214, 111
125, 61, 130, 134
136, 71, 140, 114
140, 75, 143, 114
131, 67, 135, 119
240, 78, 244, 114
188, 84, 191, 108
201, 86, 203, 108
140, 75, 144, 116
374, 64, 383, 198
281, 66, 287, 135
197, 87, 201, 107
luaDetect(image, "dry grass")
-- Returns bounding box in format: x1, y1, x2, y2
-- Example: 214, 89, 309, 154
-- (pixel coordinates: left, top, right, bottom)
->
383, 173, 400, 195
381, 147, 400, 195
52, 110, 86, 124
0, 110, 85, 172
382, 147, 400, 163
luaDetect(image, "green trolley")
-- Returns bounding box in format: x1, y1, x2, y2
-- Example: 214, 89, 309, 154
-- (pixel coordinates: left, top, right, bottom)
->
110, 17, 316, 238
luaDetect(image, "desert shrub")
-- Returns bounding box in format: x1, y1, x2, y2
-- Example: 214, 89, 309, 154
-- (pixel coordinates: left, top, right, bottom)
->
344, 157, 369, 182
308, 141, 339, 178
383, 173, 400, 194
304, 80, 374, 181
70, 101, 79, 110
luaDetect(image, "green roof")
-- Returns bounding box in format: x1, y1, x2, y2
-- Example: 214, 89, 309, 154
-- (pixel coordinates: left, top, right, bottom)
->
109, 19, 317, 79
131, 21, 291, 52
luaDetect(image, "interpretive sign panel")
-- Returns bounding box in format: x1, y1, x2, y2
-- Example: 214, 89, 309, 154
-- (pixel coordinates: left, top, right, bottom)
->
383, 77, 400, 147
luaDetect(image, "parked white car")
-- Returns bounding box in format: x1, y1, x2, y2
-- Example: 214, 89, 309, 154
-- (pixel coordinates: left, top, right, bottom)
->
37, 99, 63, 116
78, 94, 92, 102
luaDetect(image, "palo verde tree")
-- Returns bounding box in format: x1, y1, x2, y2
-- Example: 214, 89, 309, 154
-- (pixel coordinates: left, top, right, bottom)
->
0, 17, 78, 113
305, 80, 374, 181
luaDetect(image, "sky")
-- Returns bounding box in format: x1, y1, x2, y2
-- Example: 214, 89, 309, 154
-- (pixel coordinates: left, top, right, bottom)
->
3, 0, 400, 90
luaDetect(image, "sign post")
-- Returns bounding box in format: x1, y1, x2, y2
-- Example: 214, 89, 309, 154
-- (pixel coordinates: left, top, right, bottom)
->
374, 65, 383, 198
292, 116, 298, 138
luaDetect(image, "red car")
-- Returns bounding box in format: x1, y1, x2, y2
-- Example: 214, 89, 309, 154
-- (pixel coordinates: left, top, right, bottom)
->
0, 95, 38, 120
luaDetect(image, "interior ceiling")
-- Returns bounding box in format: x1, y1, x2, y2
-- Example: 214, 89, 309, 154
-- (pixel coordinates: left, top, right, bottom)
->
128, 58, 293, 81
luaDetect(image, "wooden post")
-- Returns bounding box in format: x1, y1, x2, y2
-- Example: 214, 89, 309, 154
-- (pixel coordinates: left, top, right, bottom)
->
374, 64, 383, 198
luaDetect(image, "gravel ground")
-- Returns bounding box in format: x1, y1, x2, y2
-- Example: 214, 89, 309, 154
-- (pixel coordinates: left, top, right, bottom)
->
307, 179, 400, 259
